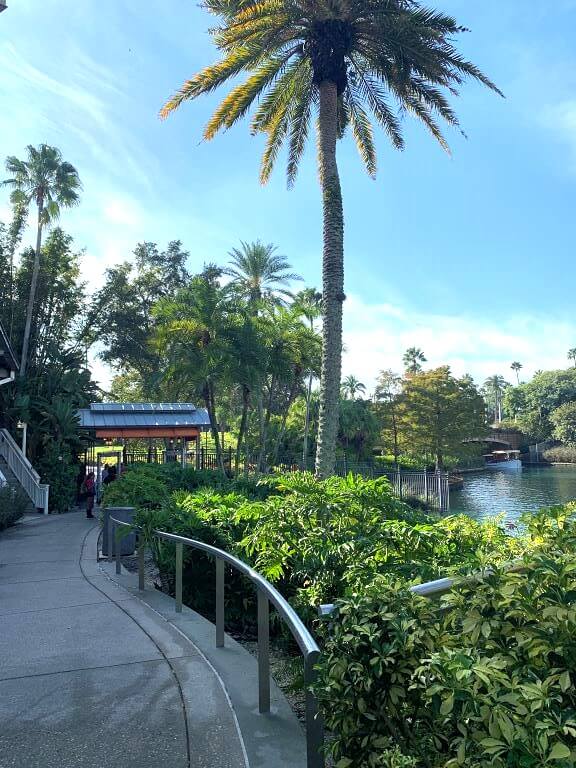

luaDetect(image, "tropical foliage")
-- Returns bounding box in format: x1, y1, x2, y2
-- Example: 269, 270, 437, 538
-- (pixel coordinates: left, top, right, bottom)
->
315, 505, 576, 768
2, 144, 81, 376
0, 215, 97, 510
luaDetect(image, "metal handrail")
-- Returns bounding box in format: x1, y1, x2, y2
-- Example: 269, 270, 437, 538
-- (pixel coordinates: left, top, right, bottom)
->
108, 513, 324, 768
0, 428, 49, 514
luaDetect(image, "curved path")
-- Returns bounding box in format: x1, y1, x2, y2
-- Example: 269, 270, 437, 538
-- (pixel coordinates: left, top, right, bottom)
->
0, 512, 247, 768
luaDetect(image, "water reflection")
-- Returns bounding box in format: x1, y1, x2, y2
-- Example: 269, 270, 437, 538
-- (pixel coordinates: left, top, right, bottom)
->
450, 466, 576, 523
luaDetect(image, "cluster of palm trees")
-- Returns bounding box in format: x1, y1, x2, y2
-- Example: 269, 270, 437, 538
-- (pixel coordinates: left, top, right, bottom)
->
154, 243, 322, 473
160, 0, 500, 476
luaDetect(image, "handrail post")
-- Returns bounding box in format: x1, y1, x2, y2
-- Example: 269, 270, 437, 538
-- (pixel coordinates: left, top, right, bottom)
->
138, 537, 145, 591
215, 557, 225, 648
175, 542, 183, 613
257, 589, 270, 713
304, 650, 325, 768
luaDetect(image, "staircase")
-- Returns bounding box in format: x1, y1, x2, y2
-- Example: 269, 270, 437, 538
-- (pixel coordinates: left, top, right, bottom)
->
0, 429, 49, 514
0, 457, 36, 514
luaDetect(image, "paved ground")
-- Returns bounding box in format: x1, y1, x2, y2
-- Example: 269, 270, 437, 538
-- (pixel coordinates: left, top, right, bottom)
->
0, 512, 247, 768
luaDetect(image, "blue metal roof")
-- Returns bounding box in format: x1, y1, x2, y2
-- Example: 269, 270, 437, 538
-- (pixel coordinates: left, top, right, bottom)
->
78, 402, 211, 429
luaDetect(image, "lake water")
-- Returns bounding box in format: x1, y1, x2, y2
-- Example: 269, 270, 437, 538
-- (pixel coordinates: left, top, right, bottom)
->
450, 465, 576, 523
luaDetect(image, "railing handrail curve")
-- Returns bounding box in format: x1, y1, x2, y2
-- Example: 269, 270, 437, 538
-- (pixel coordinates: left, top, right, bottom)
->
0, 428, 49, 513
108, 512, 324, 768
153, 528, 320, 657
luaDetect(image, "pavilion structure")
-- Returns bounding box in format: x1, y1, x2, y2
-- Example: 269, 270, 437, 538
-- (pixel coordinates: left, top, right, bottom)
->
78, 403, 213, 480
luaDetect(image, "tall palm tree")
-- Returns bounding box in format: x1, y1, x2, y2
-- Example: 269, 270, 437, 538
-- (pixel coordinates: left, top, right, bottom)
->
224, 240, 302, 306
483, 374, 507, 423
293, 287, 322, 467
341, 374, 366, 400
568, 349, 576, 369
2, 144, 81, 376
403, 347, 427, 374
160, 1, 500, 477
510, 361, 522, 385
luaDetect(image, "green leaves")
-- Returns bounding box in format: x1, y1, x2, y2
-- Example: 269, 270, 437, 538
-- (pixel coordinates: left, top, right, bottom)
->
161, 0, 501, 184
314, 511, 576, 768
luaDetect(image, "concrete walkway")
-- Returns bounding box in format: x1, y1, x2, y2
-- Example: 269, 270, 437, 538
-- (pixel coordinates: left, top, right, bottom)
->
0, 512, 247, 768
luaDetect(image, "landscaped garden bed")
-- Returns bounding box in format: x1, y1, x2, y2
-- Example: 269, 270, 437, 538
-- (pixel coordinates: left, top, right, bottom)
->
105, 464, 576, 767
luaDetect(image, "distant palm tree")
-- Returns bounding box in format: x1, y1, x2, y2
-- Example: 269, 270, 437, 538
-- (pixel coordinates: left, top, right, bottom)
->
569, 349, 576, 368
341, 375, 366, 400
224, 241, 302, 306
160, 0, 501, 478
483, 374, 508, 423
511, 361, 523, 385
403, 347, 427, 374
2, 144, 81, 376
293, 288, 322, 467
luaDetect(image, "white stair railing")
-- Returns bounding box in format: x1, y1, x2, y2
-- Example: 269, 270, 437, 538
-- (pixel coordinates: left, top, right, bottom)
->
0, 429, 49, 514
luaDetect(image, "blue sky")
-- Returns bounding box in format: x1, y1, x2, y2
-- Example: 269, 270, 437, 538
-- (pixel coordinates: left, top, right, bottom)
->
1, 0, 576, 390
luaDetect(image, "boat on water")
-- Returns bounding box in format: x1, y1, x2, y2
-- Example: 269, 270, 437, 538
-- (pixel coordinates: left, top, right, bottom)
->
484, 450, 522, 471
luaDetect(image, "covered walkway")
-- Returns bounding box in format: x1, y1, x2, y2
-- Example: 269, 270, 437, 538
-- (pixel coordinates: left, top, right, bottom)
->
0, 513, 247, 768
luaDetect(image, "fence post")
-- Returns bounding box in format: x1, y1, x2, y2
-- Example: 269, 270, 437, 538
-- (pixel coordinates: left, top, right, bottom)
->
437, 472, 442, 512
257, 590, 270, 714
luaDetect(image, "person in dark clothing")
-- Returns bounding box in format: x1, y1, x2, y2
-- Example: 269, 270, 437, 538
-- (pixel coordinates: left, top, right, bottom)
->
84, 472, 96, 519
76, 463, 86, 504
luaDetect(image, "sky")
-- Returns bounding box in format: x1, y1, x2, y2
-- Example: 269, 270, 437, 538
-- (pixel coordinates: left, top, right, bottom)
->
1, 0, 576, 392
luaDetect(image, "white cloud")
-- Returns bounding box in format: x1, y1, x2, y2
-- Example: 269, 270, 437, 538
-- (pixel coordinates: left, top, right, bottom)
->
342, 294, 575, 393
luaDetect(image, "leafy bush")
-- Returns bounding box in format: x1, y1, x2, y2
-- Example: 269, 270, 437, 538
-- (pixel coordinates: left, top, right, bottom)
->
375, 455, 428, 470
314, 505, 576, 768
0, 485, 29, 530
543, 445, 576, 464
36, 440, 78, 513
102, 463, 267, 511
135, 473, 521, 625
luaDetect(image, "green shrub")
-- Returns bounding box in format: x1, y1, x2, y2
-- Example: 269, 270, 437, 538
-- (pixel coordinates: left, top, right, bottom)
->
543, 445, 576, 464
102, 463, 267, 511
135, 473, 521, 628
315, 505, 576, 768
36, 441, 77, 513
0, 485, 29, 530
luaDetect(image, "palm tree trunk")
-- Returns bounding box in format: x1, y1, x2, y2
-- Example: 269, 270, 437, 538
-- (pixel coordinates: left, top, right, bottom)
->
235, 384, 250, 475
203, 381, 226, 474
20, 200, 44, 377
271, 370, 301, 467
257, 377, 275, 473
302, 370, 313, 469
315, 80, 344, 479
